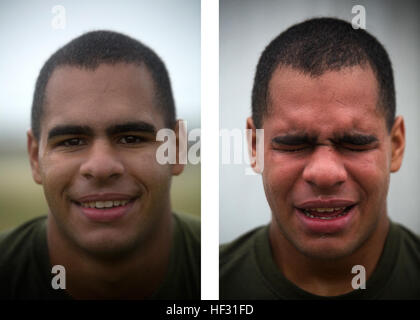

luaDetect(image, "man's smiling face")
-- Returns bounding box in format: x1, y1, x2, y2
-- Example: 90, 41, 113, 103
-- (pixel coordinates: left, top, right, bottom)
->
28, 63, 182, 258
251, 65, 405, 259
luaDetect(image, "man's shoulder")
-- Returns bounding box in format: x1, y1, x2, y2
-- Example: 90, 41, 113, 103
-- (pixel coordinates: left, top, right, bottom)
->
172, 212, 201, 260
220, 226, 268, 281
219, 225, 272, 300
395, 221, 420, 240
173, 212, 200, 244
0, 216, 48, 298
392, 222, 420, 259
370, 221, 420, 299
0, 216, 47, 263
152, 212, 201, 299
220, 225, 268, 265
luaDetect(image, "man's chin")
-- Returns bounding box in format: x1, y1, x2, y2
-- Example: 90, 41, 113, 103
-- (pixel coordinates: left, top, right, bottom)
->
74, 233, 142, 261
294, 237, 361, 261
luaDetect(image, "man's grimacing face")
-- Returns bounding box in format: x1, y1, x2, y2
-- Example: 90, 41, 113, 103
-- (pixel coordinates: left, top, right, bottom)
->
248, 66, 405, 260
27, 63, 183, 257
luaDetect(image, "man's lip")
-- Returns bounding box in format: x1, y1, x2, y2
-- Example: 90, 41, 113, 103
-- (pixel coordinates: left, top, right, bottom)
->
295, 199, 357, 209
74, 193, 138, 203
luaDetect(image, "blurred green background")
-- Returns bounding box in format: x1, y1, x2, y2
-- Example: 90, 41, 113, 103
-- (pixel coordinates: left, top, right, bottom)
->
0, 152, 200, 233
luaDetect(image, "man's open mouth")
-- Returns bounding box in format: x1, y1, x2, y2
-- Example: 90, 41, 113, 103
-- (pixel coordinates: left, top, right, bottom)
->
298, 205, 356, 220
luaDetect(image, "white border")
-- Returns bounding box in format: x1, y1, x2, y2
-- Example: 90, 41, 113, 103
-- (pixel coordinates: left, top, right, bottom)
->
201, 0, 219, 300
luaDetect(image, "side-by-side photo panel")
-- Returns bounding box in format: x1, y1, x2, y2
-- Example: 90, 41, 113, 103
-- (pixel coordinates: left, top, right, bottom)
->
0, 0, 200, 300
220, 0, 420, 300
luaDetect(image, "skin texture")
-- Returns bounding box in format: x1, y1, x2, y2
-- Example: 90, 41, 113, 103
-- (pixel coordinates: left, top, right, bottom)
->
247, 66, 405, 296
27, 63, 184, 298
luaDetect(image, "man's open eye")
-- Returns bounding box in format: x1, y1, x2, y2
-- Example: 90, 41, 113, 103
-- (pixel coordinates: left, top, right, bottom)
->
59, 138, 85, 147
119, 135, 144, 144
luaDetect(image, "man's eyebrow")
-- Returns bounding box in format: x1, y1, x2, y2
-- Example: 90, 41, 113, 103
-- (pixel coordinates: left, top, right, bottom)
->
48, 125, 93, 140
332, 133, 379, 145
106, 121, 157, 136
47, 122, 157, 140
272, 133, 317, 145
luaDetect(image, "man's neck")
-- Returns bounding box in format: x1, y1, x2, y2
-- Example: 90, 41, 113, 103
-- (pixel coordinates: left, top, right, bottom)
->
269, 216, 390, 297
47, 213, 173, 299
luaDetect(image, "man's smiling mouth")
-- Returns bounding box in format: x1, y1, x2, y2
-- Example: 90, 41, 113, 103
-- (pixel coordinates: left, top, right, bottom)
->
71, 197, 138, 209
78, 200, 131, 209
70, 193, 140, 222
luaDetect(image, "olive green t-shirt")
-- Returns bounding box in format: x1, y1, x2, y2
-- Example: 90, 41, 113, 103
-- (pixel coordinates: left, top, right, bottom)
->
0, 212, 200, 299
220, 221, 420, 299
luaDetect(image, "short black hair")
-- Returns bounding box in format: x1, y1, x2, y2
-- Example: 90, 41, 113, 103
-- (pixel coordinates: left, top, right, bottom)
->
252, 17, 396, 131
31, 30, 176, 140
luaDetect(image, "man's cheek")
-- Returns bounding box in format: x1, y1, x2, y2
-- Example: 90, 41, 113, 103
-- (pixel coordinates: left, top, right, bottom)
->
127, 157, 171, 185
347, 159, 389, 191
264, 163, 298, 186
263, 176, 286, 210
41, 162, 72, 197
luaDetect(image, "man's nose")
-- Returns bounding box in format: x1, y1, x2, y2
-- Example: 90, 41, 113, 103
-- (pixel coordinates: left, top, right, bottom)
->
302, 145, 347, 190
79, 140, 124, 181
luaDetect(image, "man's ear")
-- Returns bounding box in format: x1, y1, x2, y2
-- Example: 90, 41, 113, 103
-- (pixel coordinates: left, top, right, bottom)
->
171, 119, 185, 176
27, 129, 42, 184
390, 116, 405, 173
246, 117, 262, 173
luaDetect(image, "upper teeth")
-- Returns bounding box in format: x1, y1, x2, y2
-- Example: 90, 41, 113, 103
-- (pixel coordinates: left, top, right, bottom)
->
303, 207, 349, 219
81, 200, 129, 208
306, 207, 345, 213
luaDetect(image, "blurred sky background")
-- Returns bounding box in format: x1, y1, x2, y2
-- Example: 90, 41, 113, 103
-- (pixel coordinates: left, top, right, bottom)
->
220, 0, 420, 242
0, 0, 200, 231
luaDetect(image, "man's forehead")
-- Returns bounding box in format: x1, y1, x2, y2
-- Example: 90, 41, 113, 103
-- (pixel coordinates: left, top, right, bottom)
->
267, 65, 379, 109
45, 62, 154, 100
40, 105, 165, 138
268, 127, 381, 139
40, 62, 166, 137
263, 65, 385, 128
